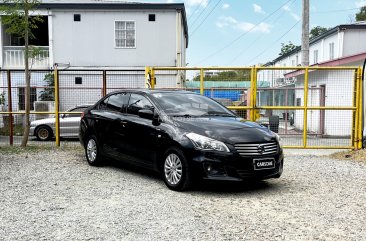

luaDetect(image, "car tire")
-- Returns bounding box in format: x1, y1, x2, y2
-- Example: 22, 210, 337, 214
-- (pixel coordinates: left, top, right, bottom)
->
85, 135, 103, 166
35, 126, 53, 141
162, 147, 193, 191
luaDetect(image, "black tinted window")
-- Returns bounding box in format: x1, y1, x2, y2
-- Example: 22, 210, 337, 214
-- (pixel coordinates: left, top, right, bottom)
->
127, 94, 153, 115
99, 97, 109, 110
106, 93, 129, 112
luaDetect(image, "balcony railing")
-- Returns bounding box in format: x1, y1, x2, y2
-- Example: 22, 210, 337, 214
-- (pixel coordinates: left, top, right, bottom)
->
3, 46, 49, 69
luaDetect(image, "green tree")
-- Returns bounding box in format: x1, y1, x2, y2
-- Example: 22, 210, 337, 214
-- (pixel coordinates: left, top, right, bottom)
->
279, 41, 297, 56
310, 26, 328, 39
39, 72, 54, 101
356, 6, 366, 21
192, 70, 251, 81
0, 0, 42, 147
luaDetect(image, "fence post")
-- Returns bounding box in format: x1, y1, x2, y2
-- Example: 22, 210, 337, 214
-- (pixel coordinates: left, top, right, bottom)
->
102, 70, 107, 97
7, 70, 13, 146
54, 67, 60, 147
200, 68, 204, 95
151, 69, 155, 89
303, 68, 309, 148
249, 67, 257, 121
357, 67, 363, 149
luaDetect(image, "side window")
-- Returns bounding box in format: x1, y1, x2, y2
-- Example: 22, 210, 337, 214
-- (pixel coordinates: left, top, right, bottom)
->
106, 93, 129, 112
99, 97, 109, 110
127, 94, 153, 116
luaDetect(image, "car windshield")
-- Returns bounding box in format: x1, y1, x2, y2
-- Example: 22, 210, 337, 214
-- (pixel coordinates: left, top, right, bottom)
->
151, 92, 236, 117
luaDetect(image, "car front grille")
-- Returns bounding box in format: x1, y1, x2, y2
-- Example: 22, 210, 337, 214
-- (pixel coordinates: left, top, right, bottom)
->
234, 142, 278, 156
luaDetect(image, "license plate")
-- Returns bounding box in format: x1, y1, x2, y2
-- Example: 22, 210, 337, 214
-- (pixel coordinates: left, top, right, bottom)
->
253, 158, 275, 170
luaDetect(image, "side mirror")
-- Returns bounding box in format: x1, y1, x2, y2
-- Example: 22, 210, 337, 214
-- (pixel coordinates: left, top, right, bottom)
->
61, 114, 65, 118
138, 109, 154, 120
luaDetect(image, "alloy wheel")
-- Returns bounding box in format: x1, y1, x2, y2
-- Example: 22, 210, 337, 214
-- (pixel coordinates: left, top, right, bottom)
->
164, 153, 183, 185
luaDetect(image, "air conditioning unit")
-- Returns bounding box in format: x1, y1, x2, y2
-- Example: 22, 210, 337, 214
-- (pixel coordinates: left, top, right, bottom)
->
34, 101, 55, 120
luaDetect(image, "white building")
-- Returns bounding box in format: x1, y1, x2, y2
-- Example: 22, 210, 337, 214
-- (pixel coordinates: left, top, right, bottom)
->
0, 0, 188, 112
258, 23, 366, 137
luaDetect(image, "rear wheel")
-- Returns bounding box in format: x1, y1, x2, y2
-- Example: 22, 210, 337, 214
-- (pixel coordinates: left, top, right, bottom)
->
162, 147, 193, 191
35, 126, 53, 141
85, 135, 103, 166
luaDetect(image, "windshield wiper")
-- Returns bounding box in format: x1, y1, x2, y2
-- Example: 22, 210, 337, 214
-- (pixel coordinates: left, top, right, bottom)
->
201, 111, 236, 117
170, 114, 193, 118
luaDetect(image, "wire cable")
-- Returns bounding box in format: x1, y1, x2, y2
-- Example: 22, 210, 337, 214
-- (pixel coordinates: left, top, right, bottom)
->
246, 20, 300, 64
190, 0, 223, 36
188, 0, 207, 23
190, 0, 214, 30
193, 0, 293, 65
228, 0, 297, 65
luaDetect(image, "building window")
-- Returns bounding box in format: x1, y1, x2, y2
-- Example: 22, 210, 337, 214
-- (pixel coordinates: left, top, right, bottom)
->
296, 98, 301, 106
74, 14, 81, 22
115, 21, 136, 48
296, 55, 299, 66
18, 87, 37, 110
75, 77, 82, 85
329, 42, 335, 60
149, 14, 156, 22
313, 50, 318, 64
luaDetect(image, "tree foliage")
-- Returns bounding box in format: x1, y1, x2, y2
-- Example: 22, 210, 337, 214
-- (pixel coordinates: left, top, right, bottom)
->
0, 0, 42, 147
193, 70, 251, 81
279, 41, 297, 56
310, 26, 328, 40
356, 6, 366, 21
39, 72, 55, 101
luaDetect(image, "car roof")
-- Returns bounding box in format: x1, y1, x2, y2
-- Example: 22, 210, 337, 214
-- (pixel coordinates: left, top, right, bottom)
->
106, 89, 197, 96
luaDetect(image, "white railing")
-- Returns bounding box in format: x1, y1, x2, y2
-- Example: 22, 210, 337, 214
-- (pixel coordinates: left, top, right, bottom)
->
3, 46, 50, 68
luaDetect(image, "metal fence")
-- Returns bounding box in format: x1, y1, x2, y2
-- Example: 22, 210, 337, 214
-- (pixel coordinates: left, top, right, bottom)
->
0, 66, 363, 149
146, 66, 364, 150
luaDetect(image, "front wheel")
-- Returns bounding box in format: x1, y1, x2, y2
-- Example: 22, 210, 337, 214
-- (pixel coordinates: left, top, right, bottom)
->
35, 126, 53, 141
162, 147, 193, 191
85, 135, 103, 166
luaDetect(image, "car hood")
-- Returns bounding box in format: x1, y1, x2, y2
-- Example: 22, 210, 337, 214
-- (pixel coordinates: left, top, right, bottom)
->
173, 116, 276, 144
31, 118, 55, 126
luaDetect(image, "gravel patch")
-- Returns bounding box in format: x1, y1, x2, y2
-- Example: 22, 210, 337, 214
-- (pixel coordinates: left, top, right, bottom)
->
0, 148, 365, 240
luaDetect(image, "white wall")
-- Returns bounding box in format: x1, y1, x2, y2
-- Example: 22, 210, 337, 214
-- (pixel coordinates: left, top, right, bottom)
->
52, 9, 182, 67
294, 70, 354, 136
343, 29, 366, 56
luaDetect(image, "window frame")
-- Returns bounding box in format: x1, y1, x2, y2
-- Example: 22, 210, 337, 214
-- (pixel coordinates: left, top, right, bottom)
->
329, 42, 335, 60
313, 49, 319, 64
18, 87, 37, 111
114, 20, 136, 49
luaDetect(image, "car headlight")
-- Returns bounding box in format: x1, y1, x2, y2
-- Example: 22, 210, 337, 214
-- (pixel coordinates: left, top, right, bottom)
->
273, 132, 283, 148
185, 133, 230, 152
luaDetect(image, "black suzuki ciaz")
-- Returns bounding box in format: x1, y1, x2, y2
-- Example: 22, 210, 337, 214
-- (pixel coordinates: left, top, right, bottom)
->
79, 89, 284, 191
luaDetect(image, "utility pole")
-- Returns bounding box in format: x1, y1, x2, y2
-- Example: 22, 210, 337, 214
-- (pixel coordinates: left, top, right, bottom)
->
301, 0, 309, 66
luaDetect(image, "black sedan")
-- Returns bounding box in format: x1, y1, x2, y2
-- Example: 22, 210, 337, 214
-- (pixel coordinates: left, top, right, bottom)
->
79, 90, 284, 191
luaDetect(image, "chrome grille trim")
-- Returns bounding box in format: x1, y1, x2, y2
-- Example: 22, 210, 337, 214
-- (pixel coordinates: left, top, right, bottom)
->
234, 142, 278, 156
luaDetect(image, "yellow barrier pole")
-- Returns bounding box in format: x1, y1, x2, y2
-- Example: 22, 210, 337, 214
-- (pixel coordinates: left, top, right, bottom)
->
249, 67, 255, 121
200, 68, 204, 95
252, 66, 258, 122
358, 67, 363, 149
353, 69, 360, 149
54, 67, 60, 147
303, 68, 309, 148
151, 68, 155, 89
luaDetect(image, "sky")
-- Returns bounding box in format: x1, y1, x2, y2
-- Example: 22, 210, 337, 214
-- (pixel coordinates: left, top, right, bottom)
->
133, 0, 365, 66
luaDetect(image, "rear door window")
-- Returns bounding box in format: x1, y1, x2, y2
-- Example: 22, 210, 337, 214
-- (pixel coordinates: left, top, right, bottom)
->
104, 93, 129, 112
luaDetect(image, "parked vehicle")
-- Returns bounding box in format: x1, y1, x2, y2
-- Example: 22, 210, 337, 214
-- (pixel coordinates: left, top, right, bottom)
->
79, 90, 284, 191
30, 105, 90, 141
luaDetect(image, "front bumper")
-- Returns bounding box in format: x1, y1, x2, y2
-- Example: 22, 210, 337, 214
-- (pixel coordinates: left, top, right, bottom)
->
189, 149, 284, 181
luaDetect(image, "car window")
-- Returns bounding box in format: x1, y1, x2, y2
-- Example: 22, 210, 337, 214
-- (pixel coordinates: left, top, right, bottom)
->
151, 92, 235, 117
127, 94, 154, 116
106, 93, 129, 112
99, 97, 109, 110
